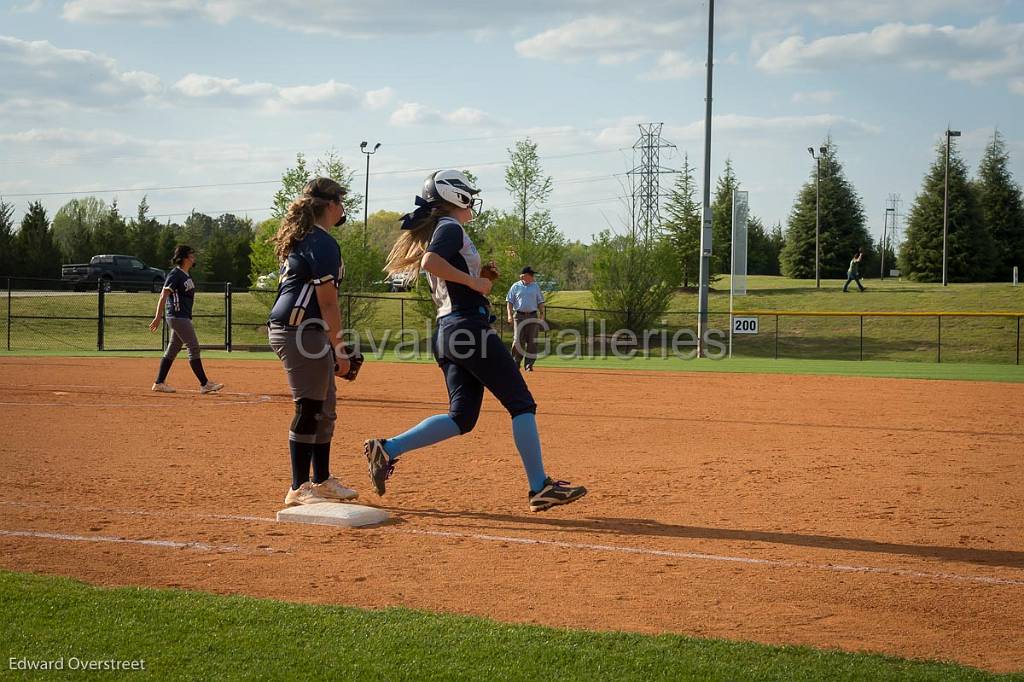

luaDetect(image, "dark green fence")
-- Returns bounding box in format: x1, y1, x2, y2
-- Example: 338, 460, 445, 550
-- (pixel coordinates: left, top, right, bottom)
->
2, 277, 1021, 364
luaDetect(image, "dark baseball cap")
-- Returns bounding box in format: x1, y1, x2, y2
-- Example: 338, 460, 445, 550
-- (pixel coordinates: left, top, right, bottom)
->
521, 266, 536, 275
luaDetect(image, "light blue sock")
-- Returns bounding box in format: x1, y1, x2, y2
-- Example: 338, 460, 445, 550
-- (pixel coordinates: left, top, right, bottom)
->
383, 414, 460, 460
511, 413, 548, 492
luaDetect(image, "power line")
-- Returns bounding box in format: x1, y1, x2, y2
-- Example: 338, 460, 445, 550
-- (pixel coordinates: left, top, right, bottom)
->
1, 148, 627, 199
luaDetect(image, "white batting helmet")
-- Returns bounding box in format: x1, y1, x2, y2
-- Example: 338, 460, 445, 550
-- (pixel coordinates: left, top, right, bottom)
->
422, 170, 480, 209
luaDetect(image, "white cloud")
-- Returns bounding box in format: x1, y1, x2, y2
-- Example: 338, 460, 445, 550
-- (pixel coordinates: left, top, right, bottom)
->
173, 73, 275, 99
0, 35, 162, 109
389, 102, 495, 128
757, 19, 1024, 85
62, 0, 205, 25
515, 16, 688, 63
0, 36, 389, 114
1011, 79, 1024, 96
641, 51, 704, 81
274, 80, 360, 109
364, 87, 395, 110
791, 90, 839, 105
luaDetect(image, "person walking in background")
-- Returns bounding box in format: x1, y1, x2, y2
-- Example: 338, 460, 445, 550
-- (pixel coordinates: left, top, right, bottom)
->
506, 266, 546, 372
843, 249, 866, 292
148, 245, 223, 395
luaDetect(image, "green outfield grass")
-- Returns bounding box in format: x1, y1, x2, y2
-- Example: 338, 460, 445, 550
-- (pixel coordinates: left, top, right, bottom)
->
2, 277, 1021, 363
1, 570, 1013, 681
2, 349, 1022, 383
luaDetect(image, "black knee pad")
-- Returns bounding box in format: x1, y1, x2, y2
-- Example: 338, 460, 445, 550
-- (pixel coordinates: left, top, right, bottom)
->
291, 398, 324, 435
449, 410, 480, 435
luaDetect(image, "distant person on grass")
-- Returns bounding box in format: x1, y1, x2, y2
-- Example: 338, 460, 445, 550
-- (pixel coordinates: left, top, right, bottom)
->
843, 249, 866, 293
148, 245, 223, 394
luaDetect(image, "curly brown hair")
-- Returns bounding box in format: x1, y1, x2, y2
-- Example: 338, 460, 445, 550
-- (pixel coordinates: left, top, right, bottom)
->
273, 177, 345, 261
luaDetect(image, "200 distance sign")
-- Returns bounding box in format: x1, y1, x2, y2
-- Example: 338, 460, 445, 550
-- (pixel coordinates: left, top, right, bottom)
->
732, 317, 759, 335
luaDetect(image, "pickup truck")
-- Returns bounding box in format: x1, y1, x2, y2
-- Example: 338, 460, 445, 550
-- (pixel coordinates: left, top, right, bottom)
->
62, 254, 167, 292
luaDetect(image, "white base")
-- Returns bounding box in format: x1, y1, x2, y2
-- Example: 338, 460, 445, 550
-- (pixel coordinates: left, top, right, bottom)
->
276, 502, 389, 528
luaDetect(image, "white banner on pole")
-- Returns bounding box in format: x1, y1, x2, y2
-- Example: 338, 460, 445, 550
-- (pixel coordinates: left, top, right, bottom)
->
731, 190, 749, 296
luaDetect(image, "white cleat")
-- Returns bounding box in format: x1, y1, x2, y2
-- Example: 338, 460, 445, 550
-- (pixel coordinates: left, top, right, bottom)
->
311, 476, 359, 501
200, 381, 224, 394
151, 383, 176, 393
284, 482, 329, 507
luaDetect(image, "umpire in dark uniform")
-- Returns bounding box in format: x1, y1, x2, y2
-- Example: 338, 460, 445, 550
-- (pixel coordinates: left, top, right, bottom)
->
506, 266, 546, 372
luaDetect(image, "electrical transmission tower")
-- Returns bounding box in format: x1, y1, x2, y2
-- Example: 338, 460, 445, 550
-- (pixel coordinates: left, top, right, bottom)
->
627, 123, 678, 242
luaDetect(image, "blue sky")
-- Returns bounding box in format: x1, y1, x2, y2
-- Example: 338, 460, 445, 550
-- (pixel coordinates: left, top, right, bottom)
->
1, 0, 1022, 248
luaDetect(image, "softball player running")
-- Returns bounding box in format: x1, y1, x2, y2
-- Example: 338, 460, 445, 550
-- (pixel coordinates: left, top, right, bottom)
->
149, 245, 223, 394
364, 170, 586, 512
268, 177, 358, 507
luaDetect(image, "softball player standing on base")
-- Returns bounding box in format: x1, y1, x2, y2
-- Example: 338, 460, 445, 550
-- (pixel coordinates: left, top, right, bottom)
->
149, 245, 223, 394
268, 177, 359, 507
364, 170, 586, 512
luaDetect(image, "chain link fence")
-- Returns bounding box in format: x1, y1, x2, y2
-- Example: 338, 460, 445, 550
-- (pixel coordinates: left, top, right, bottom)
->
2, 277, 1020, 364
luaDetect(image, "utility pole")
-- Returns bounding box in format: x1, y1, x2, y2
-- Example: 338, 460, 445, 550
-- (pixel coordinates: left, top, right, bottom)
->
697, 0, 715, 357
943, 128, 960, 286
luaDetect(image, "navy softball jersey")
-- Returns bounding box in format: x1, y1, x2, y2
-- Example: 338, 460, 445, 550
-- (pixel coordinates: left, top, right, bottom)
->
269, 225, 344, 327
163, 266, 195, 319
425, 217, 488, 318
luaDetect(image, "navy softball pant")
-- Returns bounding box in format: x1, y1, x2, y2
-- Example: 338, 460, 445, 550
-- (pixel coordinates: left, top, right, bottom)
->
432, 310, 537, 434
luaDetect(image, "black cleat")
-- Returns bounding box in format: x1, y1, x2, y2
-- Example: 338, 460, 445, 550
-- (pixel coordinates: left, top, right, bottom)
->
529, 478, 587, 512
364, 439, 395, 496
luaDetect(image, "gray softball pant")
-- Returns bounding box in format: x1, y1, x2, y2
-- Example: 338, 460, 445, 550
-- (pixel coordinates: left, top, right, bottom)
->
164, 317, 202, 360
269, 325, 337, 444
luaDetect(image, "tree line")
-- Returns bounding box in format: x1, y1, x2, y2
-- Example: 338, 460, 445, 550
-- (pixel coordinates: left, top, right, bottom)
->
1, 131, 1020, 296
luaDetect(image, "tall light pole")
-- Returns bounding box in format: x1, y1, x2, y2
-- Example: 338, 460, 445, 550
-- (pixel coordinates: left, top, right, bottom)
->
807, 146, 827, 288
696, 0, 714, 357
881, 207, 894, 280
360, 141, 381, 249
942, 128, 960, 287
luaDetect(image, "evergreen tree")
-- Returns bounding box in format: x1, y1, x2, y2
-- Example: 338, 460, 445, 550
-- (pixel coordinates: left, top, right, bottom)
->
662, 154, 702, 287
747, 216, 783, 276
1, 198, 17, 277
976, 130, 1024, 278
711, 159, 739, 275
155, 223, 179, 269
781, 140, 873, 279
900, 140, 992, 282
91, 200, 129, 255
14, 202, 62, 279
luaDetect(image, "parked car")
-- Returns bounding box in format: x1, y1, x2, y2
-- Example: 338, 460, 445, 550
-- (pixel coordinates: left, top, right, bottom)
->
61, 255, 166, 292
388, 271, 417, 292
537, 277, 559, 293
